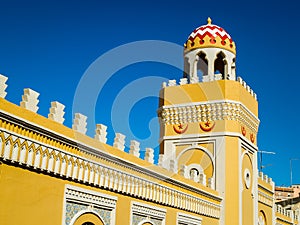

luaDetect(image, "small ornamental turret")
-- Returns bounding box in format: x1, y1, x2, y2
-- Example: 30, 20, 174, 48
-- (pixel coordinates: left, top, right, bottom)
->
184, 17, 236, 83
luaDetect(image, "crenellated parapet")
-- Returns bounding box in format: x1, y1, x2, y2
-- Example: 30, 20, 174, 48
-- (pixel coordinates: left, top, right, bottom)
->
162, 76, 257, 100
237, 77, 257, 100
159, 75, 260, 148
129, 140, 140, 157
144, 147, 154, 164
0, 75, 161, 165
257, 172, 275, 208
20, 88, 40, 113
113, 133, 126, 151
0, 74, 8, 98
258, 171, 275, 187
48, 101, 65, 124
72, 113, 87, 134
0, 74, 221, 208
94, 124, 108, 143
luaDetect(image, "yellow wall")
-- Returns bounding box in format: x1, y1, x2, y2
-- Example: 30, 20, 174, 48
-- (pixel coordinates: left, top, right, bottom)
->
160, 80, 258, 116
225, 136, 240, 225
242, 152, 254, 225
0, 162, 221, 225
0, 163, 64, 225
258, 203, 273, 225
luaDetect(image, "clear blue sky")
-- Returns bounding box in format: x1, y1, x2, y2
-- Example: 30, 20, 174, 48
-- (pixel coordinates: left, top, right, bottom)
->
0, 0, 299, 186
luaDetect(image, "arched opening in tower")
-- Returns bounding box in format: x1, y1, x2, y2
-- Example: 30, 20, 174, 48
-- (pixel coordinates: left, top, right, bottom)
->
230, 57, 236, 80
214, 52, 227, 79
197, 52, 208, 81
183, 57, 189, 78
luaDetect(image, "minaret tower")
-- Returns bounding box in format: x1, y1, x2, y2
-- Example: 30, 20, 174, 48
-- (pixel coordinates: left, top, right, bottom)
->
158, 18, 260, 225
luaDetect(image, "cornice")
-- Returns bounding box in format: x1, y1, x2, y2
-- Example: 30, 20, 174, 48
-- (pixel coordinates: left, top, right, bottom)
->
158, 100, 259, 132
0, 111, 222, 203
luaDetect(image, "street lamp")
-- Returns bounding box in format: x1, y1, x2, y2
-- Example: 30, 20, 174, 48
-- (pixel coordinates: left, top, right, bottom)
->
290, 158, 299, 186
258, 150, 276, 172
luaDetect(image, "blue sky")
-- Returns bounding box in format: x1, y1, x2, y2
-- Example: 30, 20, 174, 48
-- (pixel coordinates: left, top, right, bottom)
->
0, 0, 299, 186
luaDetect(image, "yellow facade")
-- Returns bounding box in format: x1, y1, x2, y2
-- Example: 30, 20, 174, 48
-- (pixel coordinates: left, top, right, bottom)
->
0, 19, 299, 225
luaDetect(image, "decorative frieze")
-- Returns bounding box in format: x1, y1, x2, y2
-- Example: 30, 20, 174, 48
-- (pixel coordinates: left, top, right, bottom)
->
65, 185, 117, 209
159, 100, 259, 132
65, 185, 117, 225
258, 190, 273, 207
177, 212, 202, 225
0, 128, 221, 219
131, 201, 166, 220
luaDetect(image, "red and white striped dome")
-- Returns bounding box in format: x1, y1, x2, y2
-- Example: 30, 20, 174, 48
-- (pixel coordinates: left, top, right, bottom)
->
184, 18, 236, 54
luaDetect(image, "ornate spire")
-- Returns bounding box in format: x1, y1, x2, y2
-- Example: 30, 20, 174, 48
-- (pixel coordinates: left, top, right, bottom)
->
207, 17, 212, 24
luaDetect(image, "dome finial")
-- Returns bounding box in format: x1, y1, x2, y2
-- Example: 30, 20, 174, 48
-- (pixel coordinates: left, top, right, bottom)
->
207, 17, 212, 24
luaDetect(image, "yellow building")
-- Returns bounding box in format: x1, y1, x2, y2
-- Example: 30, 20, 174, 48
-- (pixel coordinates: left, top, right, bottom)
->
0, 18, 299, 225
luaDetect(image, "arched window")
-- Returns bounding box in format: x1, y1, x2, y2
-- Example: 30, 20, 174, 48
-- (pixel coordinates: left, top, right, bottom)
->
214, 52, 227, 79
230, 57, 236, 80
183, 57, 189, 78
258, 210, 267, 225
189, 167, 201, 177
197, 52, 208, 81
73, 212, 104, 225
187, 164, 205, 183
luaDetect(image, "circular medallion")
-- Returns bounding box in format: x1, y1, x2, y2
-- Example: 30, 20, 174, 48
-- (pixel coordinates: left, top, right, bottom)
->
173, 124, 188, 134
200, 121, 215, 132
241, 126, 246, 136
244, 168, 251, 189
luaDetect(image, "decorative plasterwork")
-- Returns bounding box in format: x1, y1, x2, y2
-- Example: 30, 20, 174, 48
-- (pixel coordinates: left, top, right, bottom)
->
131, 201, 166, 225
65, 185, 117, 209
0, 109, 221, 202
258, 190, 273, 207
177, 212, 202, 225
158, 100, 259, 132
64, 185, 117, 225
0, 129, 221, 219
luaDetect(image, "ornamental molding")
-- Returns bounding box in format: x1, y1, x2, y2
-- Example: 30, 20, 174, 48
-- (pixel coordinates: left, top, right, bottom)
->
64, 185, 117, 225
177, 212, 202, 225
0, 110, 222, 202
0, 128, 221, 218
131, 201, 166, 219
158, 100, 259, 132
161, 131, 259, 151
258, 190, 273, 207
65, 184, 117, 209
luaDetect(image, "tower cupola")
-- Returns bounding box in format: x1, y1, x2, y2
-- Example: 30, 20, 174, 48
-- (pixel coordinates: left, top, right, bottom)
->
184, 18, 236, 83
